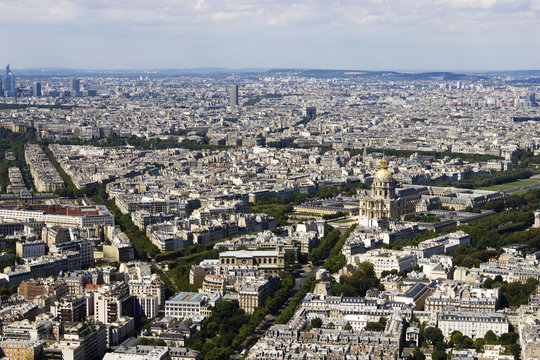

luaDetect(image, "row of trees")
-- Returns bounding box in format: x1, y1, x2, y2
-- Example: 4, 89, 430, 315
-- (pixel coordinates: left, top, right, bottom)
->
188, 273, 295, 360
94, 197, 160, 259
0, 128, 37, 192
438, 168, 534, 189
484, 276, 539, 307
451, 189, 540, 263
307, 227, 341, 264
403, 214, 441, 223
347, 147, 502, 163
243, 93, 283, 106
187, 300, 249, 359
138, 338, 167, 346
412, 326, 519, 360
43, 144, 114, 200
275, 275, 317, 324
46, 134, 126, 147
364, 317, 387, 331
166, 249, 223, 292
322, 211, 347, 220
0, 284, 19, 300
231, 272, 295, 350
512, 149, 540, 168
266, 140, 333, 153
149, 266, 176, 299
384, 188, 540, 270
44, 133, 230, 151
154, 240, 222, 262
323, 224, 358, 273
252, 181, 370, 208
0, 103, 73, 110
130, 135, 229, 151
248, 203, 293, 227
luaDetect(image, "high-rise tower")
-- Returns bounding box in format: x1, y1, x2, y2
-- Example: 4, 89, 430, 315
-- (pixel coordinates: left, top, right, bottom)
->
230, 85, 238, 107
70, 77, 80, 95
33, 82, 42, 97
4, 64, 16, 97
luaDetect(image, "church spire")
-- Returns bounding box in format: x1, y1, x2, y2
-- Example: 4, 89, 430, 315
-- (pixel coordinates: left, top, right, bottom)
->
380, 155, 387, 169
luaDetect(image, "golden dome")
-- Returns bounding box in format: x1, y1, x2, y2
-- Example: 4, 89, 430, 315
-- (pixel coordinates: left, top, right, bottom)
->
374, 157, 393, 182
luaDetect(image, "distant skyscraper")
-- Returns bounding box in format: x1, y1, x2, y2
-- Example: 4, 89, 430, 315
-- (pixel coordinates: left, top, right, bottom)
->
305, 106, 317, 120
4, 64, 16, 97
230, 85, 238, 107
70, 77, 80, 93
526, 92, 536, 106
33, 82, 42, 97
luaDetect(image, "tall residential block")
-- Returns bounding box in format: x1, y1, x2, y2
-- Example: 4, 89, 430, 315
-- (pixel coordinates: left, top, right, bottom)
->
230, 84, 238, 107
70, 77, 80, 93
33, 82, 42, 97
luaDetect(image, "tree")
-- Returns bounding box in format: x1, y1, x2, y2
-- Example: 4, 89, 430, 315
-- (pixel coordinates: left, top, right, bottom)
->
432, 341, 448, 360
432, 350, 448, 360
311, 318, 322, 329
498, 332, 518, 345
358, 261, 376, 278
462, 336, 473, 349
327, 322, 335, 329
484, 330, 497, 344
364, 321, 385, 331
285, 251, 296, 269
483, 277, 495, 289
451, 331, 464, 348
205, 347, 231, 360
412, 348, 426, 360
474, 338, 485, 352
424, 327, 444, 345
364, 317, 387, 332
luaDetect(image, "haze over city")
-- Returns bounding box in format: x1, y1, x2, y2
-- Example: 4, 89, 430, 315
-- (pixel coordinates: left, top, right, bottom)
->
1, 0, 540, 70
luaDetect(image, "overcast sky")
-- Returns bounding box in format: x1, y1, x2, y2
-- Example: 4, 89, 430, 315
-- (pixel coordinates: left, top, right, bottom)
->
1, 0, 539, 71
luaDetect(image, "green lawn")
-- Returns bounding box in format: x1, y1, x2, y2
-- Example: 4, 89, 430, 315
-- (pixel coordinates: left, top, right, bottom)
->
481, 179, 539, 191
333, 218, 356, 224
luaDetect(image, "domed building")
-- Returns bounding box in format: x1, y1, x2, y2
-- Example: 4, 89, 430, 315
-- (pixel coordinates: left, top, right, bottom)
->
358, 157, 414, 220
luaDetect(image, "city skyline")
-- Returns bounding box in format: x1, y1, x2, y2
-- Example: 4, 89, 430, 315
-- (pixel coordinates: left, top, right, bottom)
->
1, 0, 539, 71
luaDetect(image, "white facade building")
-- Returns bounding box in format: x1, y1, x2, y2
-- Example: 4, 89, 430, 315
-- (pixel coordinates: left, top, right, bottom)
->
437, 310, 509, 338
351, 249, 415, 276
165, 292, 211, 319
16, 240, 46, 258
129, 274, 165, 307
133, 295, 159, 319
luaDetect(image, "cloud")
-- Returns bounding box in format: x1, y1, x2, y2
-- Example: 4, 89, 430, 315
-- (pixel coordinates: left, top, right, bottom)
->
0, 0, 538, 69
1, 0, 538, 33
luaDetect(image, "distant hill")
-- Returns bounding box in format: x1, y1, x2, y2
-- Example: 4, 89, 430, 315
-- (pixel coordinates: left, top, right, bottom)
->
480, 70, 540, 77
12, 67, 539, 81
265, 69, 486, 80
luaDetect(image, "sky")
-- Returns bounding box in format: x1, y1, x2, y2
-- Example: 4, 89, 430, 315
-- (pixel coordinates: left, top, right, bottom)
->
1, 0, 539, 71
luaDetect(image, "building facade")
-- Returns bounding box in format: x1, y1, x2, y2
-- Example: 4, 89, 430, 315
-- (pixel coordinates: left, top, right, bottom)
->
358, 157, 417, 220
238, 275, 281, 314
165, 292, 213, 319
437, 310, 509, 338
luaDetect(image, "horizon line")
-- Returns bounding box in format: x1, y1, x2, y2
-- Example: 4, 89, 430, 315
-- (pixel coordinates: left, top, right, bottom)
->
6, 66, 540, 74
